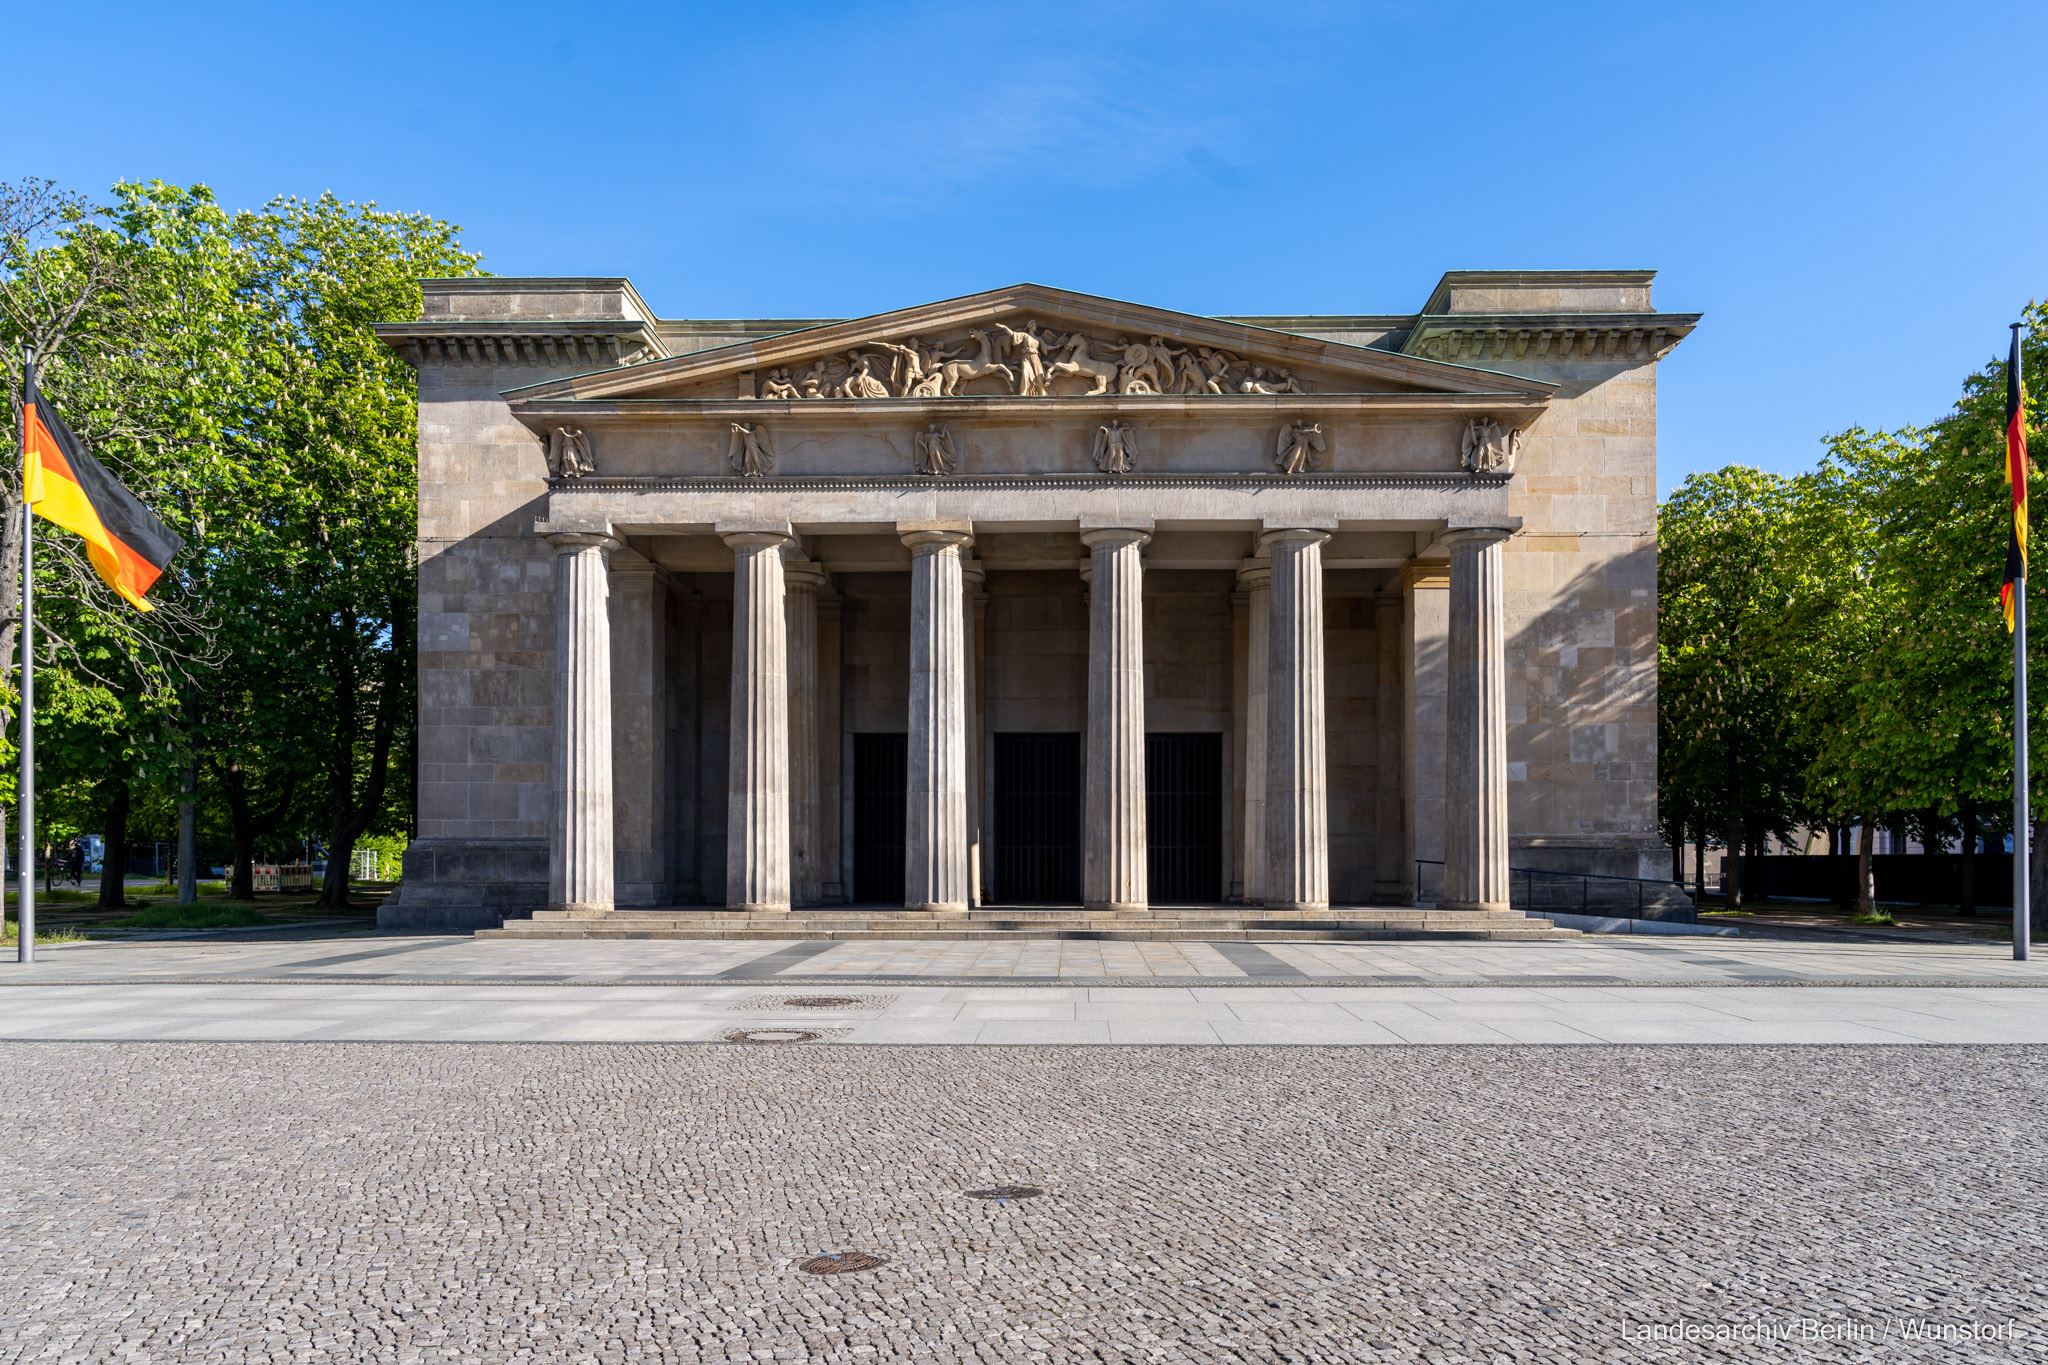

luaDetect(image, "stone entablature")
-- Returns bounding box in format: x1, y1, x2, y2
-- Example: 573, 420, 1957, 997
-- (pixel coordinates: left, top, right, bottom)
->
377, 271, 1694, 932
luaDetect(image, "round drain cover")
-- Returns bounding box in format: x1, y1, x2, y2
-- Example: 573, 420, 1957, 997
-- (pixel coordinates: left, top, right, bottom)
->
965, 1185, 1045, 1201
725, 1028, 822, 1044
799, 1251, 888, 1275
784, 996, 862, 1009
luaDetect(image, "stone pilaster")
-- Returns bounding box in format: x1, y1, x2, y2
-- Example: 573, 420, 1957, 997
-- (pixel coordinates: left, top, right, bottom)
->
1261, 529, 1329, 913
547, 532, 617, 916
1444, 525, 1515, 912
1373, 591, 1408, 904
724, 528, 794, 913
1082, 526, 1151, 914
1236, 559, 1271, 906
785, 560, 827, 907
1400, 561, 1450, 902
902, 524, 973, 914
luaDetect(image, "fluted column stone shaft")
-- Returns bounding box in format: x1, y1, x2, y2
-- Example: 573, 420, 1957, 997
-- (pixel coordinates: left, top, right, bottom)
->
1083, 527, 1150, 914
1444, 526, 1514, 912
725, 530, 793, 913
903, 526, 973, 914
785, 562, 826, 907
1237, 560, 1271, 906
1262, 529, 1329, 913
548, 532, 617, 915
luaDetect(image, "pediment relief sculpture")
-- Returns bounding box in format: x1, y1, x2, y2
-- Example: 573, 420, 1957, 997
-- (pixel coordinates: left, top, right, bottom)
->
1092, 421, 1138, 475
1274, 420, 1326, 476
726, 422, 776, 478
912, 423, 959, 477
1460, 418, 1518, 475
752, 320, 1313, 401
547, 426, 596, 479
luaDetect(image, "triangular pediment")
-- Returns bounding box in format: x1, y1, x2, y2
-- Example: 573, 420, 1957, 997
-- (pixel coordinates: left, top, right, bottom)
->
503, 283, 1555, 406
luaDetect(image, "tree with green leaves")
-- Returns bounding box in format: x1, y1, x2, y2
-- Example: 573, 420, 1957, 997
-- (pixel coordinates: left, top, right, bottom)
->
1658, 467, 1812, 909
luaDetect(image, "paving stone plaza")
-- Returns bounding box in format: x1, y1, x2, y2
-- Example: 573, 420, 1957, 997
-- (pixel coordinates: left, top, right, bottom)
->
0, 1037, 2041, 1363
3, 932, 2047, 1361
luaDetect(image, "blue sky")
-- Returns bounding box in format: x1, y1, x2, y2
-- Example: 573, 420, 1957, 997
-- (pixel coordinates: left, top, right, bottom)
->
11, 1, 2044, 491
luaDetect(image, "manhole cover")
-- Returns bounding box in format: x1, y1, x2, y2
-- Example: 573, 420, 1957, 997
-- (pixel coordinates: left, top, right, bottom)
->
799, 1251, 888, 1275
784, 996, 862, 1009
964, 1185, 1045, 1201
724, 1028, 822, 1044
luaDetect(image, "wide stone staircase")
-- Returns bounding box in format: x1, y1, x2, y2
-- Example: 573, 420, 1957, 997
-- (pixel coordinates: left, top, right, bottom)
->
478, 905, 1581, 942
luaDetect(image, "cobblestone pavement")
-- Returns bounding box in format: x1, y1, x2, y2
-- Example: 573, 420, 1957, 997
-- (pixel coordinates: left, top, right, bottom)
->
1, 1044, 2041, 1363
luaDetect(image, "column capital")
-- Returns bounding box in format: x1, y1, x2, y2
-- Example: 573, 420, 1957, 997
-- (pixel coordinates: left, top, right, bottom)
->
1257, 527, 1330, 555
1398, 560, 1450, 592
783, 560, 830, 594
898, 519, 974, 554
1442, 516, 1520, 548
1236, 557, 1271, 590
722, 529, 795, 552
542, 529, 618, 553
1080, 526, 1152, 552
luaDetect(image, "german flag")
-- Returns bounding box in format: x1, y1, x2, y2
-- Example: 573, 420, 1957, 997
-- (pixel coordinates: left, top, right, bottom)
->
2004, 327, 2032, 631
22, 369, 183, 611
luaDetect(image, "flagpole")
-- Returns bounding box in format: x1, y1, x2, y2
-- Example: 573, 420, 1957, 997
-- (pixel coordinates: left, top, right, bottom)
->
2019, 321, 2032, 963
16, 346, 32, 966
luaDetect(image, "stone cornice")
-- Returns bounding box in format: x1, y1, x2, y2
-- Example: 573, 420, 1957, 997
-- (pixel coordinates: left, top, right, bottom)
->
546, 471, 1512, 494
505, 391, 1552, 437
374, 320, 669, 369
1401, 313, 1701, 365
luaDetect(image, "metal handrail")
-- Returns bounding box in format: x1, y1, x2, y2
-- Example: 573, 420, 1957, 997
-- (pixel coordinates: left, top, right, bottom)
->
1413, 860, 1687, 917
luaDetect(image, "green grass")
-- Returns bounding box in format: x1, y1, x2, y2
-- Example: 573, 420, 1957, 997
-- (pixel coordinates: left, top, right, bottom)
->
1849, 910, 1900, 927
3, 888, 100, 906
113, 904, 273, 930
136, 880, 229, 897
1, 920, 86, 945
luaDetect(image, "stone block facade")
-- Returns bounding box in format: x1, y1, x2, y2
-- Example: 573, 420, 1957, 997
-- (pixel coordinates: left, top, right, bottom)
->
378, 273, 1696, 929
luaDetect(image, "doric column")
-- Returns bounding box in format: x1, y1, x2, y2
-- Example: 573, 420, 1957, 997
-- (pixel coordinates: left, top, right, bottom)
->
1083, 525, 1151, 914
816, 594, 844, 903
608, 552, 669, 908
965, 558, 989, 907
785, 560, 827, 907
547, 531, 617, 916
1444, 524, 1515, 912
902, 523, 973, 914
1261, 528, 1329, 912
1373, 591, 1408, 904
724, 527, 794, 913
1236, 559, 1271, 906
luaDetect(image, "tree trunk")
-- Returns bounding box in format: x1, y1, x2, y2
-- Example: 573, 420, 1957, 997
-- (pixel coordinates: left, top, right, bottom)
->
96, 781, 130, 911
1693, 822, 1707, 903
316, 608, 403, 911
1960, 800, 1978, 916
1722, 809, 1744, 911
217, 757, 294, 901
1856, 817, 1876, 917
1670, 822, 1684, 883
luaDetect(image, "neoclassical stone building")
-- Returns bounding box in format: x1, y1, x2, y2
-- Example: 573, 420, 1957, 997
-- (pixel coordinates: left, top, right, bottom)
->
376, 273, 1696, 932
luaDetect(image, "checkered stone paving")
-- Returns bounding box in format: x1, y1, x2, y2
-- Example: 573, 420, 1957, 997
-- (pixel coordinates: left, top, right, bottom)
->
1, 1043, 2041, 1362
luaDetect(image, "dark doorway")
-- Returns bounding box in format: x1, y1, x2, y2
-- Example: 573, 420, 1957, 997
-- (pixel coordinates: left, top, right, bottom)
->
852, 733, 907, 904
992, 733, 1082, 903
1147, 733, 1223, 903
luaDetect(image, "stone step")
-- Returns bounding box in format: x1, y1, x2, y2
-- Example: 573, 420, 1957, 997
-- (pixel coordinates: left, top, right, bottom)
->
478, 917, 1579, 943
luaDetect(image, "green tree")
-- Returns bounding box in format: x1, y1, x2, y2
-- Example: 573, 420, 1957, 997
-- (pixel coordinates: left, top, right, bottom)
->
1658, 467, 1811, 908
